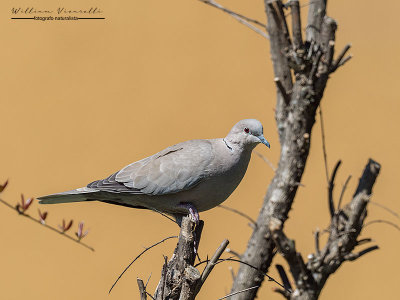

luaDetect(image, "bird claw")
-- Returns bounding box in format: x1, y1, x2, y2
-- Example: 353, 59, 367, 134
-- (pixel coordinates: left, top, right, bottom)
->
179, 202, 200, 225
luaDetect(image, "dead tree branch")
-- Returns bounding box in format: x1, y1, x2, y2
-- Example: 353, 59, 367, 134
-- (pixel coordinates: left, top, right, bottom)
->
0, 183, 94, 252
154, 217, 204, 300
198, 0, 269, 39
109, 235, 178, 294
230, 1, 343, 298
265, 160, 382, 299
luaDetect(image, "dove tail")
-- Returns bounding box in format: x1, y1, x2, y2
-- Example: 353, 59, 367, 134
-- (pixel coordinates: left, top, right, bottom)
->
38, 188, 98, 204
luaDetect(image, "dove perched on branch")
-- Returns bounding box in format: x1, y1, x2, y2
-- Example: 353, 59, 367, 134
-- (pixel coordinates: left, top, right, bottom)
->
39, 119, 270, 224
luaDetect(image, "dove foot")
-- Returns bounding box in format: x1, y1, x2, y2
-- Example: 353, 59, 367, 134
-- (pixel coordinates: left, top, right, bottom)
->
178, 202, 200, 225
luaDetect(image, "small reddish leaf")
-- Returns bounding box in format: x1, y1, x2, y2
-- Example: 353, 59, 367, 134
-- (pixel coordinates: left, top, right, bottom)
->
64, 220, 73, 232
38, 209, 48, 224
24, 197, 34, 210
0, 179, 8, 193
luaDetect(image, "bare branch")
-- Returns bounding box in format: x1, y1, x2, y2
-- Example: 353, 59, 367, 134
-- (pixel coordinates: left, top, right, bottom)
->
363, 220, 400, 232
314, 228, 321, 256
198, 0, 269, 39
369, 201, 400, 220
331, 43, 351, 72
225, 248, 242, 259
338, 175, 352, 211
338, 55, 353, 67
154, 217, 204, 299
275, 264, 293, 292
109, 236, 177, 294
328, 160, 342, 218
319, 107, 329, 184
218, 205, 257, 226
254, 151, 277, 172
195, 239, 230, 295
0, 197, 94, 252
344, 245, 379, 261
218, 286, 259, 300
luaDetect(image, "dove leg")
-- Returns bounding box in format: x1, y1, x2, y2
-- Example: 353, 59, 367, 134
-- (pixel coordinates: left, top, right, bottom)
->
178, 202, 200, 225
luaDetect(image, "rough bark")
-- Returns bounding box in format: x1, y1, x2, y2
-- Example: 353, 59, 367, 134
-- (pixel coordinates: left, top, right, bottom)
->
230, 1, 347, 298
271, 159, 381, 299
154, 217, 203, 300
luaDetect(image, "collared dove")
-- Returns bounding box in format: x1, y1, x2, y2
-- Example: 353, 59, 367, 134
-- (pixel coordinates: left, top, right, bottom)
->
38, 119, 270, 223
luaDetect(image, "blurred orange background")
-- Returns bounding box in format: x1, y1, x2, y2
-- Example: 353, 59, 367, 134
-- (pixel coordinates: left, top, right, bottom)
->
0, 0, 398, 299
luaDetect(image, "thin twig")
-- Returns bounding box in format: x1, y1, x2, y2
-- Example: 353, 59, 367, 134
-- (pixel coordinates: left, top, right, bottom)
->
196, 239, 230, 294
338, 55, 352, 67
328, 161, 342, 218
345, 245, 379, 261
146, 292, 156, 300
218, 205, 257, 226
363, 220, 400, 232
369, 201, 400, 220
338, 175, 352, 211
314, 228, 320, 256
275, 264, 293, 292
149, 207, 177, 224
145, 273, 152, 289
109, 236, 177, 294
331, 43, 351, 72
255, 151, 277, 172
217, 258, 287, 291
225, 248, 241, 259
0, 198, 94, 252
217, 286, 259, 300
319, 107, 329, 184
198, 0, 269, 39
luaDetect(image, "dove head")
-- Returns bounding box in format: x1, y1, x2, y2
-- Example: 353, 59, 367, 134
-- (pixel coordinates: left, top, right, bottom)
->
225, 119, 270, 149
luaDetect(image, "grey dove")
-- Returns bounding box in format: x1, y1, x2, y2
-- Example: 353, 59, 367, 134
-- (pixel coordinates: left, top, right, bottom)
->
38, 119, 270, 223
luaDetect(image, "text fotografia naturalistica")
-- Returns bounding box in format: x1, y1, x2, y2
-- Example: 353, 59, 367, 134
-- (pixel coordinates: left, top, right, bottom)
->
11, 7, 103, 15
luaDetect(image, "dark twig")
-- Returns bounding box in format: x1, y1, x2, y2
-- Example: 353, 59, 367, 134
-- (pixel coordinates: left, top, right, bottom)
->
338, 55, 352, 67
369, 201, 400, 220
198, 0, 269, 39
357, 238, 372, 246
220, 258, 287, 291
328, 161, 342, 218
109, 236, 177, 294
338, 175, 352, 211
218, 205, 257, 226
319, 107, 330, 184
331, 43, 351, 72
363, 220, 400, 232
275, 264, 292, 292
345, 245, 379, 261
0, 198, 94, 252
314, 228, 320, 256
218, 286, 259, 300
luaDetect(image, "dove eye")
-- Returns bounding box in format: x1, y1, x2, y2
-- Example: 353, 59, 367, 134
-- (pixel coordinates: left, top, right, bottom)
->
244, 128, 250, 133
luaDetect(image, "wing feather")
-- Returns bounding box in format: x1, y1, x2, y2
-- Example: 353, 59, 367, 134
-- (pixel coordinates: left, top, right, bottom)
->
114, 139, 214, 195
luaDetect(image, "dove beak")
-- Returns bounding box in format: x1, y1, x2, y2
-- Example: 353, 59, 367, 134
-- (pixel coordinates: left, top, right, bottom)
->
258, 135, 270, 148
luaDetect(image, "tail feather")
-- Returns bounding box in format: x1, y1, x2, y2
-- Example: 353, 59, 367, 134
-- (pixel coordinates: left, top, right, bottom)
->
38, 187, 98, 204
